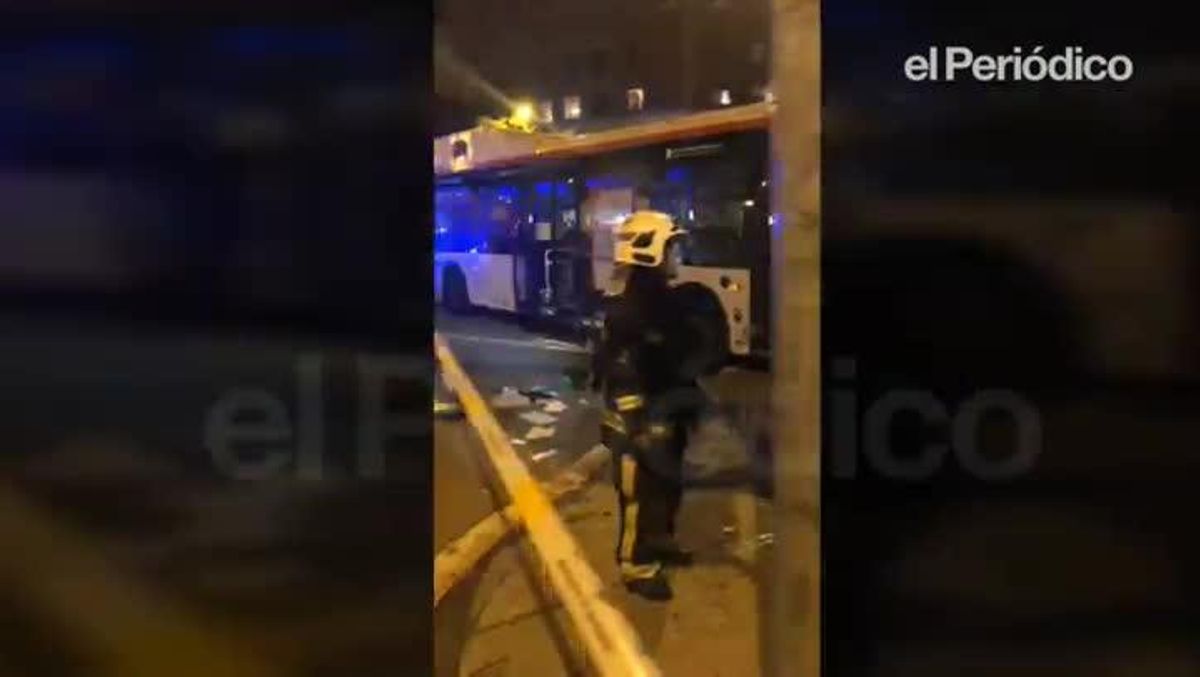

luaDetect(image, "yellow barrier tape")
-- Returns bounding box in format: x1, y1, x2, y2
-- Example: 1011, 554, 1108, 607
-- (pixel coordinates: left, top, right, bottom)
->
433, 442, 612, 607
434, 333, 661, 677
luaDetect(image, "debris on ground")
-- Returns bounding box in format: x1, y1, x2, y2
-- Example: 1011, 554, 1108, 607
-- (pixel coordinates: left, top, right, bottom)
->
510, 439, 527, 446
519, 386, 559, 401
491, 387, 532, 410
524, 426, 555, 441
531, 449, 558, 462
757, 533, 774, 545
541, 400, 568, 414
723, 525, 736, 536
519, 410, 557, 426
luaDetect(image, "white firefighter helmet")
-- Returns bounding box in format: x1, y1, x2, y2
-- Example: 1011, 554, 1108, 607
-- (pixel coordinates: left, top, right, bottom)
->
612, 210, 686, 268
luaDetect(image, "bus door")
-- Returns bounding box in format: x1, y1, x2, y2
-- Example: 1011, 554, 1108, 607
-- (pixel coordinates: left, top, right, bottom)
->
514, 176, 587, 319
514, 177, 572, 317
581, 184, 635, 297
544, 177, 587, 316
514, 184, 552, 317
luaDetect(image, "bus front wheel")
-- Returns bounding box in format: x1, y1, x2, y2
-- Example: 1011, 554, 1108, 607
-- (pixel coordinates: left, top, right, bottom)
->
443, 268, 472, 314
679, 289, 729, 377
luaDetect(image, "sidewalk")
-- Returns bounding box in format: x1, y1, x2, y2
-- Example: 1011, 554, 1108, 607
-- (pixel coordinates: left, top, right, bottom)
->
451, 482, 770, 676
434, 419, 575, 677
442, 393, 772, 676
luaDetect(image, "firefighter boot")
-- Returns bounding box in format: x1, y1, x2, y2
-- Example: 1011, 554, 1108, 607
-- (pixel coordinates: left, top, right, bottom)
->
623, 566, 673, 601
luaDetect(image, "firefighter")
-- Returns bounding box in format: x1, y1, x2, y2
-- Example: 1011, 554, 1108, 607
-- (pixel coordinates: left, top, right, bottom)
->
592, 210, 704, 601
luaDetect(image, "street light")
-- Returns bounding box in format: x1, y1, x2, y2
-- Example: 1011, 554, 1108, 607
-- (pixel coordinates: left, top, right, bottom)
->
511, 101, 535, 126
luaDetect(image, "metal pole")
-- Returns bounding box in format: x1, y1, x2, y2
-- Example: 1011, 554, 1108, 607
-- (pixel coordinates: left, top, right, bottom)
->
769, 0, 821, 675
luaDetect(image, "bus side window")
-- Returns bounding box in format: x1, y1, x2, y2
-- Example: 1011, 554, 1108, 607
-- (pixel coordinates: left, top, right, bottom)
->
435, 184, 481, 253
651, 165, 692, 226
694, 151, 759, 245
658, 145, 760, 266
477, 183, 523, 254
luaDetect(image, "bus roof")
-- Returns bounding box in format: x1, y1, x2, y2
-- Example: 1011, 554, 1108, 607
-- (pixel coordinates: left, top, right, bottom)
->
434, 102, 772, 178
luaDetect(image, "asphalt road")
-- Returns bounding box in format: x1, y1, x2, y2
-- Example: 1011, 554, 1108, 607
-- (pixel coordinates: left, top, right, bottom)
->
437, 310, 598, 478
436, 308, 773, 488
433, 308, 774, 675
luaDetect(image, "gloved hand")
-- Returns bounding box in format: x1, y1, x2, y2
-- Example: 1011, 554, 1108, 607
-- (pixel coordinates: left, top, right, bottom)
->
629, 420, 681, 481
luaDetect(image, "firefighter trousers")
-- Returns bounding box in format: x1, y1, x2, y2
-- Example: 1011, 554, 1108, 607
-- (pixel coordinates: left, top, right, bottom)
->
603, 413, 690, 581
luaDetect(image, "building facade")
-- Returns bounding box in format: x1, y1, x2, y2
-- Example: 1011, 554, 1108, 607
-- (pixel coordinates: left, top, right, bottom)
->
435, 0, 769, 134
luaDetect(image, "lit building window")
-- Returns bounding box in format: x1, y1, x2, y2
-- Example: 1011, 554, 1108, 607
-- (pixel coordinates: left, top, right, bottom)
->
563, 95, 582, 120
626, 87, 645, 111
717, 89, 731, 106
538, 100, 554, 123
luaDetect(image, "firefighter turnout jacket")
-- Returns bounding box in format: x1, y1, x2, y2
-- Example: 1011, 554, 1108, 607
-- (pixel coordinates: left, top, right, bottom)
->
594, 273, 704, 585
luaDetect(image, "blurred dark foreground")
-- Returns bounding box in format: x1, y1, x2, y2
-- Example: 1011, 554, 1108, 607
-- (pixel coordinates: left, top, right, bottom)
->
820, 1, 1200, 675
0, 15, 433, 676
